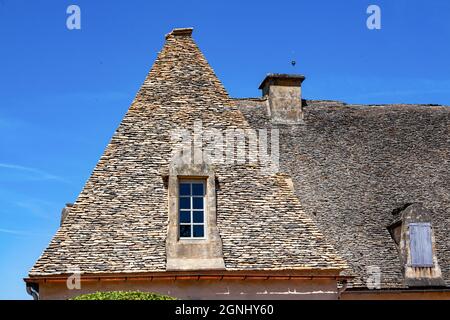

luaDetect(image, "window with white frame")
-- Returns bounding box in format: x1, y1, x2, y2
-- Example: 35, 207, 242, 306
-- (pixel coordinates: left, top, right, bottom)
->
179, 180, 205, 238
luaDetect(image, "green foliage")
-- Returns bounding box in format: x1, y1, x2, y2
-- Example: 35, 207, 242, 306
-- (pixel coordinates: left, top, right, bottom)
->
71, 291, 176, 300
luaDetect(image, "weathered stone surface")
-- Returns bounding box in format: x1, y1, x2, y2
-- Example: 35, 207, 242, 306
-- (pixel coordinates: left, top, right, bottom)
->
166, 163, 225, 271
259, 74, 305, 124
391, 203, 446, 287
30, 27, 450, 291
29, 29, 346, 277
235, 98, 450, 288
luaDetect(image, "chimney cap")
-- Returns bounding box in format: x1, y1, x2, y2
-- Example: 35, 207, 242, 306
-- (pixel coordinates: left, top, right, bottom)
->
165, 27, 194, 39
258, 73, 305, 90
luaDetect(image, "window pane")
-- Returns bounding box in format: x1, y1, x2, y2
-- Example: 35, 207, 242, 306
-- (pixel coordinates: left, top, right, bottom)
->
193, 225, 204, 237
193, 197, 204, 209
180, 225, 191, 238
179, 211, 191, 223
192, 183, 204, 196
193, 211, 204, 223
179, 197, 190, 209
179, 183, 190, 196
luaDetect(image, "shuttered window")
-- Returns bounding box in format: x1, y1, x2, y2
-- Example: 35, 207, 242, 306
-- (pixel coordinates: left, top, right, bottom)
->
409, 223, 433, 267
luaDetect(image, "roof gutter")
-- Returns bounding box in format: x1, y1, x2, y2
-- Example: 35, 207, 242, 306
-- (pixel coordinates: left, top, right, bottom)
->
25, 270, 353, 284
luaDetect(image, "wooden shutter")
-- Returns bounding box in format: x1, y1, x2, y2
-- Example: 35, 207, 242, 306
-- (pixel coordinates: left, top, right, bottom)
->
409, 223, 433, 267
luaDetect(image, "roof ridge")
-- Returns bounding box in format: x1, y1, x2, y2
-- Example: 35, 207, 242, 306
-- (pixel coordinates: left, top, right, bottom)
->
164, 27, 194, 39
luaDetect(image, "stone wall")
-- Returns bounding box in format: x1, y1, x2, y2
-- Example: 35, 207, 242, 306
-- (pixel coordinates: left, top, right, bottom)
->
38, 278, 340, 300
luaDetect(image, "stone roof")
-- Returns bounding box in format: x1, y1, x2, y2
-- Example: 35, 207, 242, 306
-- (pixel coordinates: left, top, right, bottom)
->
235, 98, 450, 288
29, 29, 347, 276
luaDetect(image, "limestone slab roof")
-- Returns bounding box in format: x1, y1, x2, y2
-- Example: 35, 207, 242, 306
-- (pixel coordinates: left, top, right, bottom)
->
29, 29, 347, 277
235, 98, 450, 288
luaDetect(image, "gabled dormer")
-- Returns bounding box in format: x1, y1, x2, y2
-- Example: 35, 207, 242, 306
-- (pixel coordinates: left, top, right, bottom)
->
387, 203, 446, 287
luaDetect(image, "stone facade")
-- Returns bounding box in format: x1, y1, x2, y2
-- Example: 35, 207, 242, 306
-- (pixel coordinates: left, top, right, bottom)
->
26, 28, 348, 299
166, 163, 225, 271
259, 74, 305, 124
36, 272, 341, 300
25, 27, 449, 300
392, 204, 445, 287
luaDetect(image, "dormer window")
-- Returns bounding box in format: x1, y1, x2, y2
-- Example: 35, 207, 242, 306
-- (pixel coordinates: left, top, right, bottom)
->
386, 203, 445, 287
409, 223, 433, 267
165, 163, 225, 271
179, 180, 206, 239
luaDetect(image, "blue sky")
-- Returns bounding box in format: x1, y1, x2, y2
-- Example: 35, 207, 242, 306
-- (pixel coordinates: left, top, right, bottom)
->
0, 0, 449, 299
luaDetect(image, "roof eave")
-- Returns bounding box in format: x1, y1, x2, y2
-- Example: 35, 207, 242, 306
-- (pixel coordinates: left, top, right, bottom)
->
25, 268, 353, 284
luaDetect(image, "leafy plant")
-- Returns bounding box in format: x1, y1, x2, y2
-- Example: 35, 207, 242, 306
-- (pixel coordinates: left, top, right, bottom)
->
71, 291, 176, 300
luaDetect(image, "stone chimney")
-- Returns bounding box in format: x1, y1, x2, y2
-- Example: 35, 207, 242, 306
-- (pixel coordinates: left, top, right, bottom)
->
259, 73, 305, 124
165, 27, 194, 39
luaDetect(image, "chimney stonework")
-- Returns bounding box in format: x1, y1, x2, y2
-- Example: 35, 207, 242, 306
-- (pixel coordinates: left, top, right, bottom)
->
165, 27, 194, 39
259, 73, 305, 124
